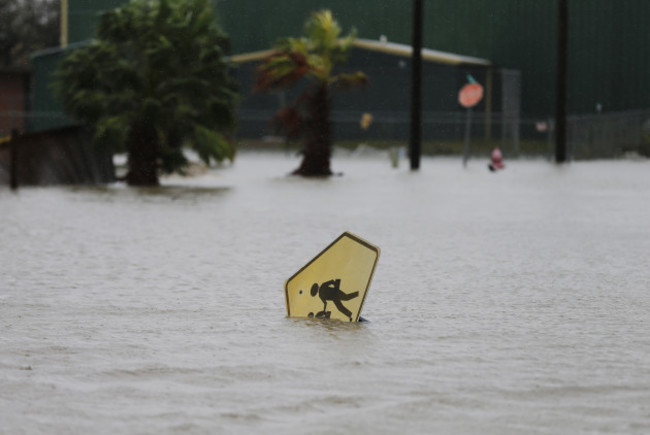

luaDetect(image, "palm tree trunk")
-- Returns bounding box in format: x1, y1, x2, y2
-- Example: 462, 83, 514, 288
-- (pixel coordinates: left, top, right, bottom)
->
126, 122, 159, 186
293, 83, 333, 176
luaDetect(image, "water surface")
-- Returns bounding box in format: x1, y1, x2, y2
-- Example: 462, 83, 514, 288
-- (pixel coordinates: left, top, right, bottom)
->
2, 152, 649, 434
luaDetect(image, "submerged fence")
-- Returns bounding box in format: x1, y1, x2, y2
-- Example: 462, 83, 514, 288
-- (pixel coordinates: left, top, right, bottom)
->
0, 126, 114, 186
2, 109, 650, 162
239, 108, 650, 160
567, 110, 650, 159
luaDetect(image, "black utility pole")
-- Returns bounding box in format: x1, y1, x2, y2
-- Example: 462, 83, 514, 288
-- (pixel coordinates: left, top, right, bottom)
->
555, 0, 568, 163
409, 0, 423, 170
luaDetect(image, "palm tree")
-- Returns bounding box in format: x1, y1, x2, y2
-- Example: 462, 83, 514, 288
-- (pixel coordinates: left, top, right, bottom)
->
254, 10, 367, 176
56, 0, 238, 186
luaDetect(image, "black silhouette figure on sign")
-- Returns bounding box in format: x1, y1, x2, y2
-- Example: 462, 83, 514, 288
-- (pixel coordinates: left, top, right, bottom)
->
309, 279, 359, 320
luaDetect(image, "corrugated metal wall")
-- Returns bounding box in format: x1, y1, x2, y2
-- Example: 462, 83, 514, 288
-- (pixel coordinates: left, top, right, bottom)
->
569, 0, 650, 114
34, 0, 650, 127
30, 48, 72, 132
214, 0, 650, 117
67, 0, 125, 43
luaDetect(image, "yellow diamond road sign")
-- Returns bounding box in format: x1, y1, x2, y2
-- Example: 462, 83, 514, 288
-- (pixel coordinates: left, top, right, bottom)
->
285, 232, 380, 322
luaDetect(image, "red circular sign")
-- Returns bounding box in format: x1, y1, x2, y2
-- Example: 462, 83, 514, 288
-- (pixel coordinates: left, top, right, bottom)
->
458, 82, 484, 108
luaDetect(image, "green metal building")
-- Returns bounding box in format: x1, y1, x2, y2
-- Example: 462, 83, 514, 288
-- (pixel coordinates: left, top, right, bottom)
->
33, 0, 650, 138
213, 0, 650, 117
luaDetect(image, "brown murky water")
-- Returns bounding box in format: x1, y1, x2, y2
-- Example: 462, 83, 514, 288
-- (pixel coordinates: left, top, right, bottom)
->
2, 152, 649, 434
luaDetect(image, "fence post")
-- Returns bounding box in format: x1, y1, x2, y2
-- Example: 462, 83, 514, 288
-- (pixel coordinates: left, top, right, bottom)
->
409, 0, 423, 170
555, 0, 568, 163
10, 128, 18, 190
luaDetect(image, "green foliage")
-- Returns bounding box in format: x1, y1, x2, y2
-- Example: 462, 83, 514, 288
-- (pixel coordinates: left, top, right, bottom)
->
254, 9, 366, 176
255, 9, 363, 91
55, 0, 238, 182
0, 0, 60, 67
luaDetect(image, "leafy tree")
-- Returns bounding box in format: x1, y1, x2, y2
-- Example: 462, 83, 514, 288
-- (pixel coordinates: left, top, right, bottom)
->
0, 0, 60, 67
56, 0, 238, 185
254, 10, 366, 176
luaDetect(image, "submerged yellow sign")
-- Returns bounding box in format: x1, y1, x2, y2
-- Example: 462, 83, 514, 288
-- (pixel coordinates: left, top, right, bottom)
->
285, 232, 380, 322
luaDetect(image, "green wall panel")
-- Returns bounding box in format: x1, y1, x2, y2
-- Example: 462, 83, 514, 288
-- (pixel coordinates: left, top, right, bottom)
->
34, 0, 650, 126
31, 47, 75, 132
68, 0, 126, 43
216, 0, 650, 116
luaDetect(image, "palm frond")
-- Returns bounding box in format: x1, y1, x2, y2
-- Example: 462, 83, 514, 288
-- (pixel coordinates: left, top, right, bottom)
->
254, 51, 311, 91
305, 10, 341, 51
191, 124, 235, 164
331, 71, 368, 91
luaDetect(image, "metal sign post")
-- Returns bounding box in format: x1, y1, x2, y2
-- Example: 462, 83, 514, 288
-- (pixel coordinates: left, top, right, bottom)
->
555, 0, 568, 163
458, 75, 484, 167
462, 107, 473, 167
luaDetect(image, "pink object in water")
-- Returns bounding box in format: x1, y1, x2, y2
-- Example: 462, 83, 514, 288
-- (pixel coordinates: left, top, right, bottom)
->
489, 148, 505, 171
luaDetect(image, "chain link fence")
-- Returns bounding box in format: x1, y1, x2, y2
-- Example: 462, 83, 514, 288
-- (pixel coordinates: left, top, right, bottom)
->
3, 107, 650, 161
239, 108, 650, 160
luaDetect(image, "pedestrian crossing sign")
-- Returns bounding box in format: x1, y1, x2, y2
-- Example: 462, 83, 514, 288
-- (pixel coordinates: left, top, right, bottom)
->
285, 232, 380, 322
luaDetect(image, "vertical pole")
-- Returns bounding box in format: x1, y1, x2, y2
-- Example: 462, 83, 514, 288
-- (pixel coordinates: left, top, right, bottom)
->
484, 67, 493, 142
547, 117, 554, 160
10, 129, 18, 190
409, 0, 423, 170
60, 0, 68, 47
555, 0, 568, 163
463, 108, 472, 166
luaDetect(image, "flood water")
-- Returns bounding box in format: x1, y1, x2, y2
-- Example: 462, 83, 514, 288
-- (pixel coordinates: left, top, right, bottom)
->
2, 151, 650, 434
